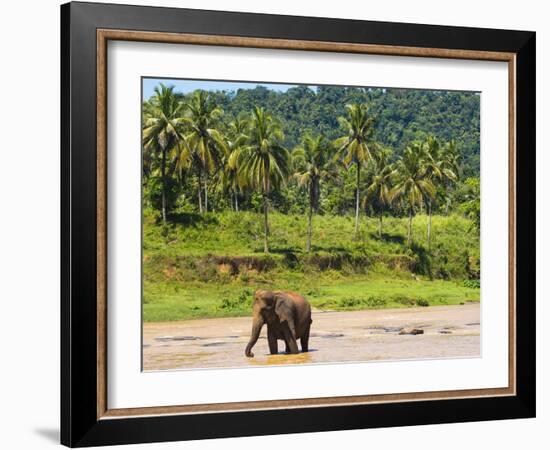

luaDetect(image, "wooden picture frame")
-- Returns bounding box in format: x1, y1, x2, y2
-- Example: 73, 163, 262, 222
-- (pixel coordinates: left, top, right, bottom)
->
61, 1, 535, 447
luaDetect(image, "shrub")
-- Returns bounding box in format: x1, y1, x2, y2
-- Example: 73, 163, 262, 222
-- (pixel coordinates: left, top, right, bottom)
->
392, 295, 417, 306
416, 298, 430, 307
218, 290, 253, 311
339, 296, 387, 309
366, 296, 387, 308
463, 279, 480, 289
339, 297, 363, 307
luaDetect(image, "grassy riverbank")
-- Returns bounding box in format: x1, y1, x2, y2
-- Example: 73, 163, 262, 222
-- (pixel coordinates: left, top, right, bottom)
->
143, 210, 479, 322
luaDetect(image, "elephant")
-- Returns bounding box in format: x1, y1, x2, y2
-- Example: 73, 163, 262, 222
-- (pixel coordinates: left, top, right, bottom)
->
245, 289, 312, 358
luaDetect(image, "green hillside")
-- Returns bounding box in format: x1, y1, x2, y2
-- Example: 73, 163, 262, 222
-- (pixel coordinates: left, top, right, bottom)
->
189, 86, 480, 176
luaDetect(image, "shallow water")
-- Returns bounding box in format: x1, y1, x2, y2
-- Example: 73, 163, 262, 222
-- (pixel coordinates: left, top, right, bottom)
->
142, 304, 480, 371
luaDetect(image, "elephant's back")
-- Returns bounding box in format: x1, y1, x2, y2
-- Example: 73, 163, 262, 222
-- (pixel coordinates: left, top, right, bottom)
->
277, 290, 311, 321
277, 290, 309, 307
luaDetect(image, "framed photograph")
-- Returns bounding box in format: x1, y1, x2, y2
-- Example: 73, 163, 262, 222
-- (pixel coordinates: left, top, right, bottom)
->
61, 1, 535, 447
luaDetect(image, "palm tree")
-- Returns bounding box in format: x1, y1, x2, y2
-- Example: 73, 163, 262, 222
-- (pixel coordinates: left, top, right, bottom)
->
442, 140, 461, 177
334, 103, 376, 236
364, 148, 393, 239
218, 117, 248, 211
293, 133, 336, 252
142, 84, 186, 224
390, 143, 436, 246
237, 107, 290, 253
177, 90, 227, 213
423, 136, 458, 249
441, 139, 462, 213
460, 177, 480, 231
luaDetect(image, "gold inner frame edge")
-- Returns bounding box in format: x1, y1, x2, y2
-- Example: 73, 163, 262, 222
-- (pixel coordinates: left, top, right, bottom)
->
96, 29, 517, 420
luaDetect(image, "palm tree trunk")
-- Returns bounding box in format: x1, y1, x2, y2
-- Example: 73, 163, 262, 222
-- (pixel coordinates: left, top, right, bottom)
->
307, 184, 313, 252
235, 193, 239, 212
204, 177, 208, 212
378, 213, 383, 239
263, 191, 269, 253
354, 161, 361, 236
160, 148, 167, 224
197, 171, 203, 213
427, 200, 432, 250
407, 206, 413, 247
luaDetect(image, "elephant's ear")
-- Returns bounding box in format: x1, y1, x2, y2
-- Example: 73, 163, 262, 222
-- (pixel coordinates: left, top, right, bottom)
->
274, 295, 292, 322
261, 290, 277, 307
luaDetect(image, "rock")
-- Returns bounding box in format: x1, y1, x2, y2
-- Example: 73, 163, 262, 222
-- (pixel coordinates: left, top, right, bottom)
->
155, 335, 202, 342
384, 327, 403, 333
202, 342, 227, 347
399, 328, 424, 335
311, 332, 344, 338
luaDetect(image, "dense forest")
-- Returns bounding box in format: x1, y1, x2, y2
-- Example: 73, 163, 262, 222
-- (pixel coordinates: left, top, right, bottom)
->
141, 82, 481, 321
178, 85, 480, 174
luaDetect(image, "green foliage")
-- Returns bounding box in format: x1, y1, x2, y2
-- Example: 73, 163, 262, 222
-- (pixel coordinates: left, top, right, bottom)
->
142, 209, 481, 321
463, 279, 481, 289
217, 289, 254, 313
457, 178, 481, 231
143, 272, 480, 322
339, 296, 387, 309
143, 175, 179, 214
416, 298, 430, 307
208, 86, 480, 176
143, 209, 478, 275
391, 143, 437, 210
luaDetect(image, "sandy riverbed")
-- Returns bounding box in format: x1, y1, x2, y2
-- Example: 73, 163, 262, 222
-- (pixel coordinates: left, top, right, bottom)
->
142, 303, 480, 371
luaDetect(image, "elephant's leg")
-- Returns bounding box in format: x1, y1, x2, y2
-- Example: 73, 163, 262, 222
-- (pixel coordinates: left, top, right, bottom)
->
267, 326, 278, 355
284, 322, 299, 354
301, 322, 311, 352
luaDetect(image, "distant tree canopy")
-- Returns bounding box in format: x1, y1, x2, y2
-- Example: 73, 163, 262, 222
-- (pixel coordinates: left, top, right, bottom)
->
197, 85, 480, 177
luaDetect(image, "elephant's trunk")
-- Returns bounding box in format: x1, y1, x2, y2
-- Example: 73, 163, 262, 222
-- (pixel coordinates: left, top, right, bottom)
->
245, 316, 264, 358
